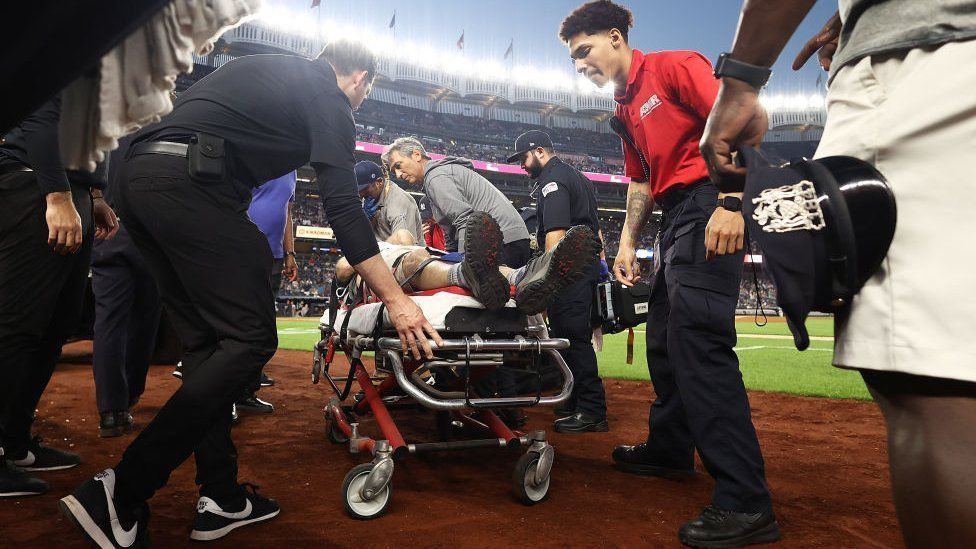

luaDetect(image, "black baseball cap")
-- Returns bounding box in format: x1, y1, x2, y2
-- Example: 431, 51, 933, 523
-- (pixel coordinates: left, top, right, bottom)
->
507, 130, 554, 163
418, 196, 434, 221
740, 146, 896, 350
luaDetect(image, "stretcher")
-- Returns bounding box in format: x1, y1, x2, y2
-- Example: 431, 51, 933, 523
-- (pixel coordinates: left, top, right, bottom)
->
312, 285, 574, 519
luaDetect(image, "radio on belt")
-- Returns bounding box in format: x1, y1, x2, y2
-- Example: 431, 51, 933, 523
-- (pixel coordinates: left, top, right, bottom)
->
594, 280, 650, 334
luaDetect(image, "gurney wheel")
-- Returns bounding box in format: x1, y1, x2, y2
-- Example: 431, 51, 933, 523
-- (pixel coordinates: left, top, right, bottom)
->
513, 452, 551, 505
343, 463, 392, 520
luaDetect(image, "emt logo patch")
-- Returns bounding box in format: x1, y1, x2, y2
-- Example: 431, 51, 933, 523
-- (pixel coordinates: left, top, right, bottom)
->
639, 94, 662, 119
541, 182, 559, 197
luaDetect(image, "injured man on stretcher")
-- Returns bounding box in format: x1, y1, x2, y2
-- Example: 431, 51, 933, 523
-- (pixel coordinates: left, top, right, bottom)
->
334, 212, 600, 315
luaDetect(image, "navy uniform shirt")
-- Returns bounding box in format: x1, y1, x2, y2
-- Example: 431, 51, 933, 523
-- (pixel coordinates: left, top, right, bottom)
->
132, 54, 378, 264
534, 156, 601, 251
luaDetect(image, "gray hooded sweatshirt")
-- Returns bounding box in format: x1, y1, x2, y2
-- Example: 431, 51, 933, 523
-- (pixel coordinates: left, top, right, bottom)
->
422, 157, 530, 249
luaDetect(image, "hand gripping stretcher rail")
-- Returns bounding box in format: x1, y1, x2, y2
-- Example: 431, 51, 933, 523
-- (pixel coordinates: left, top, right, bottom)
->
312, 282, 575, 519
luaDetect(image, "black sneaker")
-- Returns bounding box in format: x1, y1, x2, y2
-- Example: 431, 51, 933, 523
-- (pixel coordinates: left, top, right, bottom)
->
99, 412, 133, 438
515, 225, 601, 315
460, 211, 510, 310
612, 442, 696, 479
235, 394, 274, 414
59, 469, 150, 549
0, 458, 48, 497
259, 373, 274, 387
553, 412, 608, 433
554, 406, 577, 419
189, 483, 280, 541
173, 361, 183, 379
7, 436, 81, 471
678, 505, 781, 548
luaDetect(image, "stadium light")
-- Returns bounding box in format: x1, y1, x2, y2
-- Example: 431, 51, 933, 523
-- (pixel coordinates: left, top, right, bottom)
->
759, 92, 826, 111
253, 5, 611, 96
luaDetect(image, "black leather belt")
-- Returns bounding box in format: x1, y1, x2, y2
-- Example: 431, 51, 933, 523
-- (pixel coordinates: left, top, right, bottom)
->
130, 141, 189, 158
656, 178, 712, 211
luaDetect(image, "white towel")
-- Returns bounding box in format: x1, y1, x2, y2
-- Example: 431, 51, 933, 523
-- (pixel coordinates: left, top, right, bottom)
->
60, 0, 263, 171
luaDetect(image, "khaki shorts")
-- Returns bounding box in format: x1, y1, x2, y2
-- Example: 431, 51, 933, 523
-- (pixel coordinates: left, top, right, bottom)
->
815, 38, 976, 382
346, 243, 425, 296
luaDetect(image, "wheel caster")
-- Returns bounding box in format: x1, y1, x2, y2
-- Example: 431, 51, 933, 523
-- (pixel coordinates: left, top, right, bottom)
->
342, 462, 393, 519
326, 417, 348, 444
513, 449, 552, 505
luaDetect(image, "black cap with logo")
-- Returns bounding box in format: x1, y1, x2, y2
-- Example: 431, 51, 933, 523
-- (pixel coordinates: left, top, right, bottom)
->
507, 130, 554, 163
740, 146, 896, 351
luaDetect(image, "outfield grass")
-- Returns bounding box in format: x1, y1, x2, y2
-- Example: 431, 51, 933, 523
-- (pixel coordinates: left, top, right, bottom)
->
735, 316, 834, 338
276, 316, 869, 400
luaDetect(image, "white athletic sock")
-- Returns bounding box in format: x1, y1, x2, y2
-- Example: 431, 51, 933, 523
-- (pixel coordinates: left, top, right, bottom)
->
448, 263, 468, 288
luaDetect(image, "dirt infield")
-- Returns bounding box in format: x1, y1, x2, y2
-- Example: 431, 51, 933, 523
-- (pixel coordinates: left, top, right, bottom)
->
1, 342, 901, 548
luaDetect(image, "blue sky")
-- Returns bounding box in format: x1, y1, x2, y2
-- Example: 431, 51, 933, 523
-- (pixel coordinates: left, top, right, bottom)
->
268, 0, 837, 95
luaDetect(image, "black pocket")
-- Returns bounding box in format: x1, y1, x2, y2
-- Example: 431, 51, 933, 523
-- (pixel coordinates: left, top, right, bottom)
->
666, 221, 700, 265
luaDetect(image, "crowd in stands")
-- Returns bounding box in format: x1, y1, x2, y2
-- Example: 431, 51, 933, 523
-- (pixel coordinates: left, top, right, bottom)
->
738, 272, 779, 310
355, 101, 625, 175
275, 241, 779, 313
279, 252, 334, 299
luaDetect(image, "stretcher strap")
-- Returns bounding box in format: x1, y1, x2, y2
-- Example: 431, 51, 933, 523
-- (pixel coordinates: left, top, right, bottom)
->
397, 256, 441, 294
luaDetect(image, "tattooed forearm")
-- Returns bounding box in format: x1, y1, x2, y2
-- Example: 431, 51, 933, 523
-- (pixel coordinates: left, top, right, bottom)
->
622, 181, 653, 245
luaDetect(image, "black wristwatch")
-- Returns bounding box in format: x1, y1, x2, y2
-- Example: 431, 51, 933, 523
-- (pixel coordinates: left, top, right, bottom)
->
717, 196, 743, 212
713, 53, 772, 89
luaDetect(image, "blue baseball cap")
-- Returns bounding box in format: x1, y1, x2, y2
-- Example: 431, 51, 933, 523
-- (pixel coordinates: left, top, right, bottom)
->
355, 160, 384, 191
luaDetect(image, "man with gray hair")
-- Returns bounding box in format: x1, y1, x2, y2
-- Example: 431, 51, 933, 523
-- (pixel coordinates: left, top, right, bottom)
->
382, 137, 533, 268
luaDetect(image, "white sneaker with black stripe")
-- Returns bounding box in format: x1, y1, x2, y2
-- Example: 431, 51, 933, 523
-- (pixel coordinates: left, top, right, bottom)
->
189, 483, 279, 541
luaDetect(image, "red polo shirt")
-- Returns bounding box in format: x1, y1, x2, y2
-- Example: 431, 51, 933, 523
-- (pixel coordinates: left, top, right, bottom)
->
614, 48, 719, 199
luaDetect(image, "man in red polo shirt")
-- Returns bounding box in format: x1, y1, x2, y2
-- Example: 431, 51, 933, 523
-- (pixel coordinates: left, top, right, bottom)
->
560, 2, 779, 547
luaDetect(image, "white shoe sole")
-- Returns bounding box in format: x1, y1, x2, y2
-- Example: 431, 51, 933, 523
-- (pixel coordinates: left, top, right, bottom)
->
16, 462, 80, 472
0, 490, 46, 497
189, 508, 280, 541
59, 495, 116, 549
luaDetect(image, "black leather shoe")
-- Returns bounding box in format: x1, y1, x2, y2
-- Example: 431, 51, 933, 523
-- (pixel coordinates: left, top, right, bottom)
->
260, 372, 274, 387
117, 411, 134, 432
612, 443, 695, 478
554, 412, 608, 433
99, 412, 124, 438
554, 407, 577, 419
236, 394, 274, 414
678, 505, 781, 548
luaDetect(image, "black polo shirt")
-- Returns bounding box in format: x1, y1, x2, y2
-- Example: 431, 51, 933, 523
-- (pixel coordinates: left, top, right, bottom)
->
133, 54, 378, 264
0, 94, 107, 193
534, 156, 601, 251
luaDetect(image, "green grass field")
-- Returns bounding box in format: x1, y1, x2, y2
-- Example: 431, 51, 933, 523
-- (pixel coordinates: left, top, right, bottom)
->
276, 315, 870, 400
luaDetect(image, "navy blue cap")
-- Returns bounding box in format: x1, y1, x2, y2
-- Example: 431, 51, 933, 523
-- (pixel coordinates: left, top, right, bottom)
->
507, 130, 554, 163
355, 160, 384, 191
740, 146, 895, 351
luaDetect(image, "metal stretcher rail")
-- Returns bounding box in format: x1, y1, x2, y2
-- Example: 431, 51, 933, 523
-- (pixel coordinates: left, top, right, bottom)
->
381, 347, 575, 411
368, 336, 570, 352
